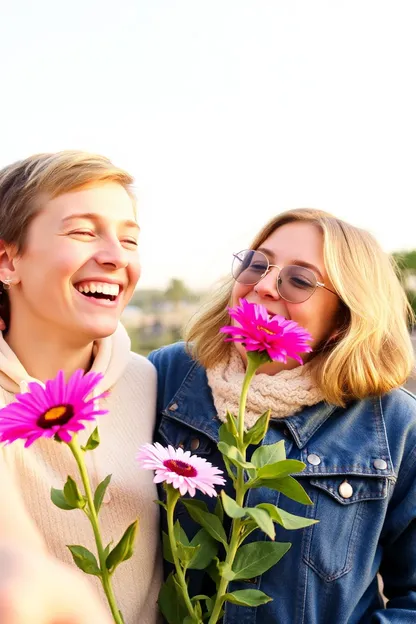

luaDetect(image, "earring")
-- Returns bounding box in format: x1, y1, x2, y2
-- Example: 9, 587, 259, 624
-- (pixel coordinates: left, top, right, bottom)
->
2, 278, 13, 290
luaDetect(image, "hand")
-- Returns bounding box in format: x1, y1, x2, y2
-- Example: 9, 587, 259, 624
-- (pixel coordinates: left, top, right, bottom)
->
0, 544, 113, 624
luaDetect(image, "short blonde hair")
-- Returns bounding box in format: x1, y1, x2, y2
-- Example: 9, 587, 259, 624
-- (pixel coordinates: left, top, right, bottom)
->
0, 150, 135, 252
0, 150, 135, 328
185, 208, 415, 406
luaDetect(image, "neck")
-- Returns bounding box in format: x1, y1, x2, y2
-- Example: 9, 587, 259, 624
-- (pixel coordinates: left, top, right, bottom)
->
5, 315, 94, 383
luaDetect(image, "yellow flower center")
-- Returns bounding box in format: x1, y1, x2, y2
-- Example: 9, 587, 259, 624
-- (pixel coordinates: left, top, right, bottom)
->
44, 406, 68, 421
37, 404, 74, 429
256, 325, 275, 335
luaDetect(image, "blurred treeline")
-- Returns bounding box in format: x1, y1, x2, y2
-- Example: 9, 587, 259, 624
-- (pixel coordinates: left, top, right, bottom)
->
125, 250, 416, 357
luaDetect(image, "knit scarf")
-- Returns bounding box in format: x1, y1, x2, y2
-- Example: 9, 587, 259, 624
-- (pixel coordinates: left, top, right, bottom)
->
206, 347, 324, 428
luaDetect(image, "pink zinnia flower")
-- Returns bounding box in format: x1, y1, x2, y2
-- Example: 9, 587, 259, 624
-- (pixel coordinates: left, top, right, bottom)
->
0, 370, 108, 448
137, 442, 226, 497
220, 298, 313, 364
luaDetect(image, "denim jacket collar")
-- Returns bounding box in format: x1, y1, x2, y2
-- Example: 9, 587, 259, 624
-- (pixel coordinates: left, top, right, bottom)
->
164, 360, 394, 478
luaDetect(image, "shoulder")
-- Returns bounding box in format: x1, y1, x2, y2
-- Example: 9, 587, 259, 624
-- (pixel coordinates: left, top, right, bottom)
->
148, 342, 203, 411
380, 386, 416, 429
118, 351, 157, 390
148, 341, 195, 378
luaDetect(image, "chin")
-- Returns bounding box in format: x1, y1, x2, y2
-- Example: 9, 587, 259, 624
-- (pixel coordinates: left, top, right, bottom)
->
80, 319, 120, 341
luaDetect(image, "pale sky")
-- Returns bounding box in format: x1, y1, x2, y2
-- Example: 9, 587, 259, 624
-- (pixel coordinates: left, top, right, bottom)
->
1, 1, 416, 289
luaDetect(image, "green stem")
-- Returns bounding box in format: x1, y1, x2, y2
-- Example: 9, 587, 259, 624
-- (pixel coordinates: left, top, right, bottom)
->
237, 358, 258, 441
68, 438, 123, 624
166, 486, 200, 623
208, 362, 258, 623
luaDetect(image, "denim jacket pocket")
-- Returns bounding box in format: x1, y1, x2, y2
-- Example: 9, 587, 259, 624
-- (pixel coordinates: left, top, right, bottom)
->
301, 475, 388, 582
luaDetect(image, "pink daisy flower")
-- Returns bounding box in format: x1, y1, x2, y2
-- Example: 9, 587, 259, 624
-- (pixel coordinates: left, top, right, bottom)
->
0, 370, 109, 448
220, 298, 313, 364
137, 442, 226, 497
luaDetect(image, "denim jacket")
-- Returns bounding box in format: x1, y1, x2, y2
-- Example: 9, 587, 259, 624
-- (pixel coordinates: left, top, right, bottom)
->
149, 342, 416, 624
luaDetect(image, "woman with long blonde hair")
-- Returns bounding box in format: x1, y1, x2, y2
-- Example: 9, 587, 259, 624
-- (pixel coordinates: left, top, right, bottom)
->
150, 208, 416, 623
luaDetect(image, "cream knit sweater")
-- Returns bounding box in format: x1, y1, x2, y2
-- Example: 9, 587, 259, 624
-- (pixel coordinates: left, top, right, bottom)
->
0, 325, 162, 624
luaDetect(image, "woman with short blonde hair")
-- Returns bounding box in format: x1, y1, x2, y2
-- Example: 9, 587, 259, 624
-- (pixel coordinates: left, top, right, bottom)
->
0, 151, 162, 623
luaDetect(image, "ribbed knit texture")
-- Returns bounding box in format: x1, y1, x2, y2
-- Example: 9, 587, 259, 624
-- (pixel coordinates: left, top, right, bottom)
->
206, 347, 324, 428
0, 327, 162, 624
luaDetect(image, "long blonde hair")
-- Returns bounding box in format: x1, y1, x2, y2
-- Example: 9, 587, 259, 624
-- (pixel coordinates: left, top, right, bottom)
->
185, 208, 415, 406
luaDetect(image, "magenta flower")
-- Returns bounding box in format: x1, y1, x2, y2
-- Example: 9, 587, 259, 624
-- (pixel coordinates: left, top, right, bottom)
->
0, 370, 109, 447
137, 443, 226, 497
220, 298, 313, 364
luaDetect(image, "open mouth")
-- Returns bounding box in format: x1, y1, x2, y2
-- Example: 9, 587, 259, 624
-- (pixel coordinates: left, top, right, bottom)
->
73, 281, 121, 303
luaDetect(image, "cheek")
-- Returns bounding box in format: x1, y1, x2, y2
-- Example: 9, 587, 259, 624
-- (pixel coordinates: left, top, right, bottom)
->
231, 282, 252, 305
127, 258, 141, 289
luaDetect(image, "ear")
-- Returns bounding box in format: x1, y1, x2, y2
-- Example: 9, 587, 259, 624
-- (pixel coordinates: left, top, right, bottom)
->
0, 240, 20, 287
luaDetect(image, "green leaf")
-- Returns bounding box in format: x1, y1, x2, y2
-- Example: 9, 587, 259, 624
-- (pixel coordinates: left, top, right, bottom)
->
214, 496, 224, 523
222, 454, 237, 482
257, 459, 306, 480
231, 541, 291, 580
251, 441, 286, 468
256, 475, 313, 505
177, 542, 199, 568
67, 545, 101, 576
257, 503, 319, 530
81, 426, 100, 451
183, 501, 228, 547
174, 520, 190, 546
158, 574, 188, 624
225, 410, 239, 439
106, 520, 138, 573
189, 529, 218, 569
103, 542, 113, 559
217, 442, 256, 470
224, 589, 273, 606
51, 487, 76, 511
93, 475, 112, 513
162, 531, 174, 564
218, 423, 236, 446
220, 491, 245, 519
153, 499, 168, 510
243, 410, 271, 447
245, 508, 275, 540
181, 498, 209, 515
206, 558, 221, 589
63, 476, 85, 509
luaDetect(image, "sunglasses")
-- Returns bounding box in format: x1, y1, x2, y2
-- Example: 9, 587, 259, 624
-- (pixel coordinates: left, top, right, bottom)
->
232, 249, 338, 304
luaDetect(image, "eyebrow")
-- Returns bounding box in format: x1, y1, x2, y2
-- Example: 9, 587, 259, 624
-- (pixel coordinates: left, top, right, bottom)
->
62, 212, 140, 231
257, 246, 325, 281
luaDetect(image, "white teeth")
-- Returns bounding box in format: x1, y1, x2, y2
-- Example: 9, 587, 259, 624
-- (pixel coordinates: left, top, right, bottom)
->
75, 282, 120, 296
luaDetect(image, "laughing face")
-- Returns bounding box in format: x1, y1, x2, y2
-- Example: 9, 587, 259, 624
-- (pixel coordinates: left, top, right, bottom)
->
10, 182, 140, 343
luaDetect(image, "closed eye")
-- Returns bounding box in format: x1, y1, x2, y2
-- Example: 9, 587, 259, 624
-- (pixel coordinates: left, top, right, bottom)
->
70, 230, 95, 237
123, 239, 138, 247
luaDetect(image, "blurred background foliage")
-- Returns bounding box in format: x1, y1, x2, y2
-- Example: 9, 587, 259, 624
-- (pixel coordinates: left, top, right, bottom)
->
124, 248, 416, 358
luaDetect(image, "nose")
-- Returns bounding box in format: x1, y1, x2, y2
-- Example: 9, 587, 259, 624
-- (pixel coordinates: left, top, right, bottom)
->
254, 266, 281, 300
94, 237, 129, 270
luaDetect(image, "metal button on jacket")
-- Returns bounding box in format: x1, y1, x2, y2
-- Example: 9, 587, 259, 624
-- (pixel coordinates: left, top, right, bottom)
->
190, 438, 200, 451
339, 480, 353, 499
307, 453, 321, 466
169, 403, 178, 411
373, 458, 388, 470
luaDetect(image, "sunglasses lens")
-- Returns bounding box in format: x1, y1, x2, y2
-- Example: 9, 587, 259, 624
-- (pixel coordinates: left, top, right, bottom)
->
278, 265, 317, 303
232, 250, 268, 284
